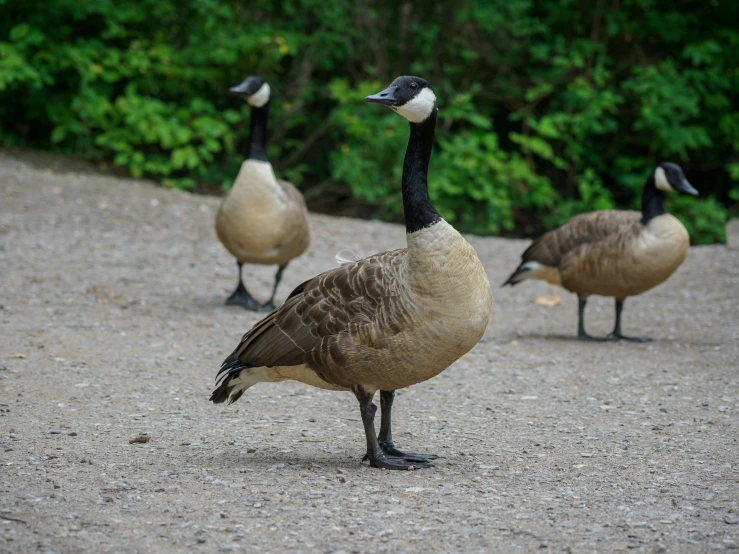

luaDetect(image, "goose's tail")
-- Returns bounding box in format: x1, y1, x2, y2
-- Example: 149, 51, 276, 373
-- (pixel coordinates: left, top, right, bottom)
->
210, 354, 264, 405
502, 261, 539, 287
502, 261, 561, 287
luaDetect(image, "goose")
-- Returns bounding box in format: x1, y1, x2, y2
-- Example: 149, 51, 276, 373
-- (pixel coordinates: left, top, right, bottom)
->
503, 162, 698, 341
211, 76, 493, 470
215, 76, 310, 312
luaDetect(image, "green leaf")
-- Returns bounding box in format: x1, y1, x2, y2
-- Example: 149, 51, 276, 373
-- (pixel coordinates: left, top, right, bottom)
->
50, 126, 67, 143
9, 24, 30, 42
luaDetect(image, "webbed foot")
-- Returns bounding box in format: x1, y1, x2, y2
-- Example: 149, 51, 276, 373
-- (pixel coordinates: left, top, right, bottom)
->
225, 286, 263, 311
379, 441, 438, 462
365, 451, 433, 470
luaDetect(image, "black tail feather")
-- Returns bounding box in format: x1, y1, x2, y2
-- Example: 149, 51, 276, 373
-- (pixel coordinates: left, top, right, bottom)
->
210, 381, 233, 404
502, 264, 527, 287
210, 354, 252, 404
216, 354, 249, 384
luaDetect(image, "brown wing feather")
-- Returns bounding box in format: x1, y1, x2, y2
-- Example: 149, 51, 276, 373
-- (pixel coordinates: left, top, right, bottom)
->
231, 249, 406, 369
522, 210, 643, 267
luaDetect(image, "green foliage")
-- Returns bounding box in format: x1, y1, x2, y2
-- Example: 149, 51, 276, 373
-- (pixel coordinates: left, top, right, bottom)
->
0, 0, 737, 242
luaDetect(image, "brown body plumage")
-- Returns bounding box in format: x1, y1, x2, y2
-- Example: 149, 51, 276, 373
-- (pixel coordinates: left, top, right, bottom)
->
504, 162, 698, 340
213, 221, 491, 401
518, 211, 689, 299
216, 160, 309, 267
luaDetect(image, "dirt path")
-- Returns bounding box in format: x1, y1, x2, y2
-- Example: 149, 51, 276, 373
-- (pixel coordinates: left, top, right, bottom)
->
1, 149, 737, 553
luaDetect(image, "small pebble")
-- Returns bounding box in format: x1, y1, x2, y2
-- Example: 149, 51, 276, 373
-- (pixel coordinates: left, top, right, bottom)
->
129, 434, 151, 444
725, 515, 739, 525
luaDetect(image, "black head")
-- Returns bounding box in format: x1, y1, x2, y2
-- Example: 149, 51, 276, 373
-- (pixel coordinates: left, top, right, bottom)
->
654, 162, 698, 196
365, 76, 437, 123
229, 76, 271, 107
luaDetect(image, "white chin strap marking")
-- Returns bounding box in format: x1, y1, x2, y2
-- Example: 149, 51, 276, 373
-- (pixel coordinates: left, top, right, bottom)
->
654, 167, 673, 192
394, 88, 437, 123
247, 83, 271, 107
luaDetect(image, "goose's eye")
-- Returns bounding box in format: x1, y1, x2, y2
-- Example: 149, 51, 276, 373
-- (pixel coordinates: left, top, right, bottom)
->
410, 82, 418, 90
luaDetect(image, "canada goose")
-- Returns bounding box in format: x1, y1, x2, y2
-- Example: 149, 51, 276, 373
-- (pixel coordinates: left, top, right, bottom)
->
215, 76, 310, 311
503, 162, 698, 341
211, 76, 493, 470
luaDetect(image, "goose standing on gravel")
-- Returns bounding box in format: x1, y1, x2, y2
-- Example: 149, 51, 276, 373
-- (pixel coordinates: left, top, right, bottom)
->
215, 76, 310, 311
503, 162, 698, 341
211, 76, 493, 470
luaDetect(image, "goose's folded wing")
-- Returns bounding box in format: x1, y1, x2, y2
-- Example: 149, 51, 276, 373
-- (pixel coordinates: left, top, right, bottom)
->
230, 249, 406, 368
522, 211, 642, 266
278, 179, 308, 209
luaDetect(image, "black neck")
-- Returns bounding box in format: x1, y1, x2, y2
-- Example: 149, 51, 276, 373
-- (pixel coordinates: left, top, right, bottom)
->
402, 109, 441, 233
246, 102, 269, 162
641, 173, 668, 224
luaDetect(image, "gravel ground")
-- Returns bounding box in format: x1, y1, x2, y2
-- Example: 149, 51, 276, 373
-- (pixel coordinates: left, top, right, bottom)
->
1, 148, 738, 554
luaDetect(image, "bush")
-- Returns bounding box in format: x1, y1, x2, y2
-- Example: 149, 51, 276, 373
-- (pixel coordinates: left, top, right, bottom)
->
0, 0, 737, 243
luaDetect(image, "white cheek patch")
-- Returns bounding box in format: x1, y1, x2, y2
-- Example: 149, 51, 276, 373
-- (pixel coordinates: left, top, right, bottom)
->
394, 88, 437, 123
654, 166, 673, 192
247, 83, 271, 107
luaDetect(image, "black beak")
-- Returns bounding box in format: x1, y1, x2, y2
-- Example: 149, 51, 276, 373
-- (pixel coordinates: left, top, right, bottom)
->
365, 86, 398, 106
229, 77, 261, 97
676, 178, 699, 196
